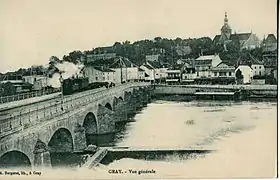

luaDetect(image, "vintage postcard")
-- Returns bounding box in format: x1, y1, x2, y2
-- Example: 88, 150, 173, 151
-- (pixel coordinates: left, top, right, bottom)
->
0, 0, 278, 179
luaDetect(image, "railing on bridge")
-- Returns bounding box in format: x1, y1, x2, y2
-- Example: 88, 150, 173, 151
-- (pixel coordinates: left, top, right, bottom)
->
0, 82, 151, 139
0, 88, 60, 104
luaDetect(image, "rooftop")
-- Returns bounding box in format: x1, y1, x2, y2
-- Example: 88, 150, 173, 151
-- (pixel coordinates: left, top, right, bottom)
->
196, 55, 217, 60
142, 64, 154, 70
213, 33, 252, 44
263, 34, 277, 44
110, 57, 137, 68
147, 60, 165, 68
94, 66, 115, 72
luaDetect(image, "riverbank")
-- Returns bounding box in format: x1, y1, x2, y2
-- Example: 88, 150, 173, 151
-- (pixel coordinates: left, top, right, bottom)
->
153, 84, 278, 100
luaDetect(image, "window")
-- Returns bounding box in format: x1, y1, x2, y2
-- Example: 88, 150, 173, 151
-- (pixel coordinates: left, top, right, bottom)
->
214, 72, 217, 76
259, 72, 261, 76
229, 72, 232, 76
259, 66, 261, 69
254, 66, 256, 69
197, 72, 199, 77
219, 72, 222, 76
96, 77, 98, 80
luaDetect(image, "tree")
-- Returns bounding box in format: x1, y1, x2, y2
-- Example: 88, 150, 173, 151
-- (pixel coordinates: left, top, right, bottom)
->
49, 56, 60, 64
62, 50, 83, 64
235, 69, 243, 79
154, 37, 162, 42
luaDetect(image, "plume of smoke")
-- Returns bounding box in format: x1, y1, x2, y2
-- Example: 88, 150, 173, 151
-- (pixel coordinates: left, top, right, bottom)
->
47, 61, 84, 88
47, 73, 61, 88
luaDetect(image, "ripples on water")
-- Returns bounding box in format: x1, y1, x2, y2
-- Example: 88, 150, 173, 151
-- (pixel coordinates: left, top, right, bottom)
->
114, 100, 275, 148
52, 100, 277, 178
96, 100, 276, 177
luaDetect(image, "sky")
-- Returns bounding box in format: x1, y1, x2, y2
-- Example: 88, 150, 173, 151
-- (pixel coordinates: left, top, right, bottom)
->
0, 0, 277, 73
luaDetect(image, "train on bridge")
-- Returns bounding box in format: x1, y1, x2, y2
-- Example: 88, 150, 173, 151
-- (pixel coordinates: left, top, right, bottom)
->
62, 77, 115, 95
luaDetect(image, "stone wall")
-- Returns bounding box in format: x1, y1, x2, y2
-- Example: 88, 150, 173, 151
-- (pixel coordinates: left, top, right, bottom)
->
153, 85, 277, 97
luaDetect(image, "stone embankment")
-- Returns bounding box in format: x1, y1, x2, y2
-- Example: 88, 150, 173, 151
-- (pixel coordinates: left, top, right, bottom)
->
153, 84, 277, 99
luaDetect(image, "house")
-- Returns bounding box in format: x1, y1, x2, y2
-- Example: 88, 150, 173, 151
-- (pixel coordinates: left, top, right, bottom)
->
145, 54, 160, 62
0, 74, 32, 95
194, 54, 222, 78
239, 33, 261, 50
22, 75, 48, 91
140, 64, 154, 82
235, 65, 253, 84
83, 66, 115, 84
181, 66, 196, 84
0, 74, 24, 84
121, 58, 139, 82
137, 68, 145, 82
22, 74, 47, 84
262, 34, 277, 52
237, 54, 265, 76
33, 77, 49, 90
262, 54, 277, 76
213, 12, 261, 50
166, 68, 181, 84
147, 61, 168, 83
110, 57, 128, 84
108, 56, 139, 84
251, 63, 265, 77
176, 58, 195, 66
211, 62, 236, 84
86, 53, 117, 63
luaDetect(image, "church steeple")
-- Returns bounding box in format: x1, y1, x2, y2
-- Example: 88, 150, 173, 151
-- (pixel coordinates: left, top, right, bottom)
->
220, 12, 232, 41
224, 12, 228, 25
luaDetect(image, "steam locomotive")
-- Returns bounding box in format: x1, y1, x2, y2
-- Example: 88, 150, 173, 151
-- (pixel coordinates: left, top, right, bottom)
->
62, 77, 115, 95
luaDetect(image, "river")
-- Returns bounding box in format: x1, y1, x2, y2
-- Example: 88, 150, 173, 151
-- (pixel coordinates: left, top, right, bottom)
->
50, 99, 277, 179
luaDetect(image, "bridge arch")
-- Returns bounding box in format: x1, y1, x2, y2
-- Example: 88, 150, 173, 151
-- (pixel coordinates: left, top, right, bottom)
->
124, 91, 132, 101
0, 150, 32, 169
105, 103, 112, 111
33, 139, 48, 154
83, 112, 98, 145
113, 97, 119, 110
48, 128, 74, 153
33, 139, 50, 167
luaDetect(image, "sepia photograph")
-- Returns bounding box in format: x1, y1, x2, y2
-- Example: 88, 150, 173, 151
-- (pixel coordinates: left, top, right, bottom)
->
0, 0, 278, 179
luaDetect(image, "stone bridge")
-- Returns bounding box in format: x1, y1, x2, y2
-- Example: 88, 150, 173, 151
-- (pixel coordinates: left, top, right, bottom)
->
0, 82, 152, 169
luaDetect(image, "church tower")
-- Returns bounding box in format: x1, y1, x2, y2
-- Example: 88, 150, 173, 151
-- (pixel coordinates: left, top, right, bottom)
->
220, 12, 232, 42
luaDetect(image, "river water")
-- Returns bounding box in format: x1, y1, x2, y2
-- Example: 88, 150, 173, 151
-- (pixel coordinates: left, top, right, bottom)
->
51, 99, 277, 179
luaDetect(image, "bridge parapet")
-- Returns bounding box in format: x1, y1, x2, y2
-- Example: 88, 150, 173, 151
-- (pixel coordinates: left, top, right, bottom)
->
0, 82, 150, 139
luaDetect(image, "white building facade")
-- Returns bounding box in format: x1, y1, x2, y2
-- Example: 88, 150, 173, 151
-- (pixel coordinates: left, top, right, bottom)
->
195, 55, 222, 78
235, 65, 253, 84
251, 64, 265, 77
